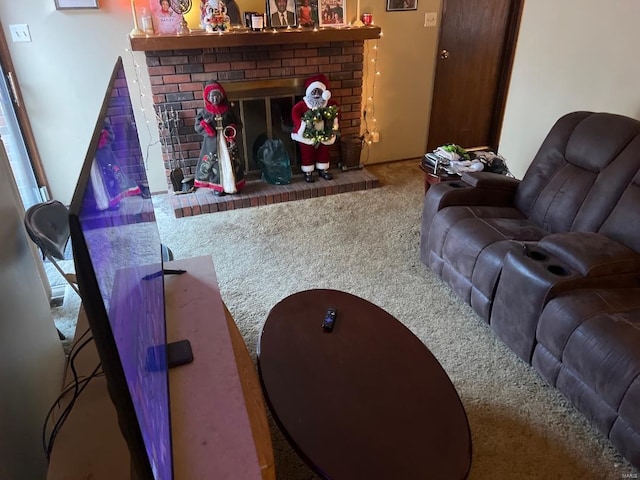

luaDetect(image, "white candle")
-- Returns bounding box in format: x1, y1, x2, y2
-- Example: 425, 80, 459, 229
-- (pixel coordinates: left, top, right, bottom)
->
130, 0, 144, 35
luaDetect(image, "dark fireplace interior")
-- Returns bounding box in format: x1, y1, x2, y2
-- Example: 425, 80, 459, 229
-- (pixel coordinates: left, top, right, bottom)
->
226, 80, 303, 174
238, 97, 298, 173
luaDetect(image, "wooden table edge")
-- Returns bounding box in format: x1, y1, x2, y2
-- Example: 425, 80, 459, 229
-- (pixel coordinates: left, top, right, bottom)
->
225, 305, 276, 480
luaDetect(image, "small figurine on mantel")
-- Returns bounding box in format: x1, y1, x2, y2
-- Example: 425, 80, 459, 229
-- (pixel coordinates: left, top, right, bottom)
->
291, 74, 340, 183
194, 81, 245, 195
200, 0, 232, 31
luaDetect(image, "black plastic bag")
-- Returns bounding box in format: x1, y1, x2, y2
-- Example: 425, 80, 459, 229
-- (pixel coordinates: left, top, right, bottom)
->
257, 139, 292, 185
472, 151, 512, 176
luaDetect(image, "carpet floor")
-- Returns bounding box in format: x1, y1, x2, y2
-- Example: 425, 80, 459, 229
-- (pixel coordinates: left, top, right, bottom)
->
52, 160, 638, 479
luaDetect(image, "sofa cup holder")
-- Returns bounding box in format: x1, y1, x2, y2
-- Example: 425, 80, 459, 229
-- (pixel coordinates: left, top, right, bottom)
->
547, 264, 571, 276
525, 249, 548, 262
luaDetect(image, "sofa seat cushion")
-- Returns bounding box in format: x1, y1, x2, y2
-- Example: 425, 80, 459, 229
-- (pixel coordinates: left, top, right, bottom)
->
536, 289, 640, 425
426, 205, 548, 319
533, 343, 640, 467
534, 289, 640, 466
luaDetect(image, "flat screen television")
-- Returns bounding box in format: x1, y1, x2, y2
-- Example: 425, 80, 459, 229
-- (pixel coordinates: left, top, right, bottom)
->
69, 56, 190, 480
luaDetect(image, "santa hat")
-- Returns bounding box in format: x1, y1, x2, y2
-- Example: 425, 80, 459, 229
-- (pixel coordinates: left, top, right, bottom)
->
304, 74, 331, 101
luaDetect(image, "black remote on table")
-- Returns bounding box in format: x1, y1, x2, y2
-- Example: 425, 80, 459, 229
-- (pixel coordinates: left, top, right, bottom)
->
322, 308, 337, 331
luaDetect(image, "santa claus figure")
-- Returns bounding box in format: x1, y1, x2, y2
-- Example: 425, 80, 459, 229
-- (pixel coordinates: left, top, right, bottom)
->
291, 74, 339, 183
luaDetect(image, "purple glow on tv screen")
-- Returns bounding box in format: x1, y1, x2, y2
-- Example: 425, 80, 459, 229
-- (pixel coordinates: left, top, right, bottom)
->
70, 58, 172, 479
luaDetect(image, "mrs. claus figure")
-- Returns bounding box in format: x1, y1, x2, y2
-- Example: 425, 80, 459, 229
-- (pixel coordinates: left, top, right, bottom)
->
291, 74, 339, 183
194, 81, 245, 195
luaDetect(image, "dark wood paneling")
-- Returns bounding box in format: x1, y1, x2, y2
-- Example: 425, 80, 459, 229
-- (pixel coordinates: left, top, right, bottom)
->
427, 0, 523, 151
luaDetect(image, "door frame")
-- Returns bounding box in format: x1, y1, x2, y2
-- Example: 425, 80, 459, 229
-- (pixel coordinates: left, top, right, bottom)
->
487, 0, 524, 150
0, 22, 53, 299
0, 21, 49, 193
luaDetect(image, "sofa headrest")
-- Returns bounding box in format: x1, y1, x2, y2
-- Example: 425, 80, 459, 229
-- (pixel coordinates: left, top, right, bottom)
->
565, 112, 640, 172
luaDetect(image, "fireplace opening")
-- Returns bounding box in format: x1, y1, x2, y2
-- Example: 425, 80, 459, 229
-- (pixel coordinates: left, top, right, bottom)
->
230, 94, 300, 174
221, 78, 308, 177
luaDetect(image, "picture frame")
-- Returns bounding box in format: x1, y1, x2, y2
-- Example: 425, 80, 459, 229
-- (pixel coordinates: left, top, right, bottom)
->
267, 0, 298, 28
54, 0, 99, 9
295, 0, 320, 28
386, 0, 417, 11
318, 0, 345, 26
152, 0, 184, 34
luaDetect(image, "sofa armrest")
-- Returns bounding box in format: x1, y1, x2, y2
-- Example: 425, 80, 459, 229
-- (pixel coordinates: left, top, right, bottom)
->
428, 172, 520, 209
421, 172, 521, 234
460, 171, 521, 191
538, 232, 640, 276
490, 234, 640, 363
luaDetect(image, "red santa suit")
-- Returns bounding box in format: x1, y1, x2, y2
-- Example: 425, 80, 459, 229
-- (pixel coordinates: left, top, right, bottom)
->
291, 74, 339, 182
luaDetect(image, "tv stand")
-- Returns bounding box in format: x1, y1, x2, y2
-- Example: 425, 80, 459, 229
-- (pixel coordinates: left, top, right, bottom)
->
46, 256, 275, 479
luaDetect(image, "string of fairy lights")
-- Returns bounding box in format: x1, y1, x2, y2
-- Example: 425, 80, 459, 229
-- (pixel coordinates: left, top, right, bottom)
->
125, 47, 161, 170
366, 37, 381, 142
361, 31, 381, 164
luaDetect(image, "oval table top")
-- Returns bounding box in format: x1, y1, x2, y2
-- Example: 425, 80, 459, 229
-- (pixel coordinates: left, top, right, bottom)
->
258, 289, 472, 479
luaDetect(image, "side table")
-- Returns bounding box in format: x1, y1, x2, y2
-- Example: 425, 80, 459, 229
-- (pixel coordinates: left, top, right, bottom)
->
419, 162, 459, 194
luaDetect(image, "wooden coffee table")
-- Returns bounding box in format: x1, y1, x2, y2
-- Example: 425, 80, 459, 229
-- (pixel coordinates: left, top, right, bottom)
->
257, 289, 472, 479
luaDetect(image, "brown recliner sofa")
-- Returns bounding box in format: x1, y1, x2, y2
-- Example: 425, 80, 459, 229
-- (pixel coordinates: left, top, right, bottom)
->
420, 111, 640, 469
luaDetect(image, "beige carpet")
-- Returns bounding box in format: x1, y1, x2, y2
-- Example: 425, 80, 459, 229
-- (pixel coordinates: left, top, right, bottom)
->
53, 160, 638, 479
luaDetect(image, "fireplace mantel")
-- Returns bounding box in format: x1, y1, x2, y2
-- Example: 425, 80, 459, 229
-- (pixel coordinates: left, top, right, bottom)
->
129, 25, 381, 51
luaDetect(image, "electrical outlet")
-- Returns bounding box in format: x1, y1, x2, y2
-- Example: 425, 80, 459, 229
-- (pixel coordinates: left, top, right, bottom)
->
424, 12, 437, 28
371, 131, 380, 143
9, 24, 31, 43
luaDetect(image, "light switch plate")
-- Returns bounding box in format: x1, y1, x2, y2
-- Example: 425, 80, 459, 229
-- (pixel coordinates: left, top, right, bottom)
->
425, 12, 437, 27
9, 24, 31, 43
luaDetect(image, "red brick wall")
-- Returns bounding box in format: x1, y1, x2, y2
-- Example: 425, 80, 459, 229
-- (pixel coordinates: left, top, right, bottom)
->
108, 71, 147, 187
144, 40, 364, 189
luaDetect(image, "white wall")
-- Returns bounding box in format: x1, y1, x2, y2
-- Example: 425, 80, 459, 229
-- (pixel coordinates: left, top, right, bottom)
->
0, 140, 65, 480
499, 0, 640, 179
0, 1, 162, 203
359, 0, 442, 165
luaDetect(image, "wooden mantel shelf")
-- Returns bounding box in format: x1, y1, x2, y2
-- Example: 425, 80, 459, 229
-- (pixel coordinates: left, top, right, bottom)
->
129, 25, 381, 51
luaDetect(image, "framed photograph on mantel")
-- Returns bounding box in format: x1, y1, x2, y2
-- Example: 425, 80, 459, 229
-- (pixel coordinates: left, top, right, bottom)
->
296, 0, 319, 27
318, 0, 345, 26
54, 0, 99, 9
152, 0, 183, 34
268, 0, 298, 28
386, 0, 417, 11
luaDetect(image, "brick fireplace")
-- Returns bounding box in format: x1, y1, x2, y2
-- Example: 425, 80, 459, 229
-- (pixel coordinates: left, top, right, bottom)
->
131, 27, 381, 216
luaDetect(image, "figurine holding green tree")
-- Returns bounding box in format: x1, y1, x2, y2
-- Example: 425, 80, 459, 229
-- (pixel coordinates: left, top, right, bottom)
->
291, 74, 339, 183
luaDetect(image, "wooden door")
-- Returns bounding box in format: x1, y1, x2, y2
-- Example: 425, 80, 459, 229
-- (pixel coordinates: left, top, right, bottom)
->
427, 0, 523, 151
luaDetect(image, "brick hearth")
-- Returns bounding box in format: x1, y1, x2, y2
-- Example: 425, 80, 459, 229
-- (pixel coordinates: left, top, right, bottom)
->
169, 167, 379, 217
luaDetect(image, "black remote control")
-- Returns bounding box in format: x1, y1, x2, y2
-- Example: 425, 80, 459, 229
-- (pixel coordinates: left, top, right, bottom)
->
322, 308, 337, 331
